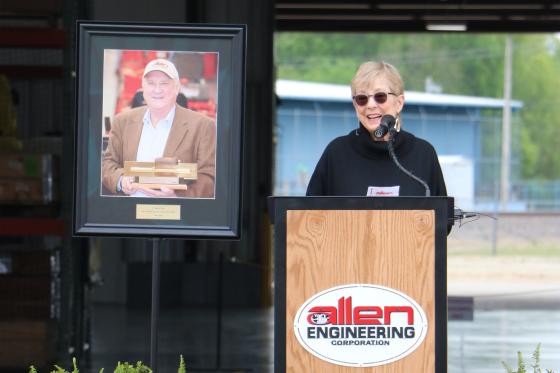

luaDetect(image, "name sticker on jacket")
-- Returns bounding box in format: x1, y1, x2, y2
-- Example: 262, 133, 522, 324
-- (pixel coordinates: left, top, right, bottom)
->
366, 186, 400, 197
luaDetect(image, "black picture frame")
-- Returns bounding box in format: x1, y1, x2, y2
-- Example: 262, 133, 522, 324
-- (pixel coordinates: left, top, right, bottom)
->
73, 21, 245, 238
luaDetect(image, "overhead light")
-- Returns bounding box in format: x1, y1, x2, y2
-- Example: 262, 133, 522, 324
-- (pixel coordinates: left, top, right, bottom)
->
426, 23, 467, 32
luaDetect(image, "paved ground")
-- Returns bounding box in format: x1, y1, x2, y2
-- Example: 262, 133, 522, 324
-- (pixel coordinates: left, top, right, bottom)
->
448, 212, 560, 251
448, 256, 560, 309
446, 213, 560, 309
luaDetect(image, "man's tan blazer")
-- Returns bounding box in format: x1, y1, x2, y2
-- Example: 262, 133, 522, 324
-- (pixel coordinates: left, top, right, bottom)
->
102, 104, 216, 198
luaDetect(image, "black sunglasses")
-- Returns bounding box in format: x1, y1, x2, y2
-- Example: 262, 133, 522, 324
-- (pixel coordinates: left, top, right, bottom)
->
353, 92, 397, 106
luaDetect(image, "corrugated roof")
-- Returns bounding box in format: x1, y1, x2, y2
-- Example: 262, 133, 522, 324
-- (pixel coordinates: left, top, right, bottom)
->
276, 79, 523, 109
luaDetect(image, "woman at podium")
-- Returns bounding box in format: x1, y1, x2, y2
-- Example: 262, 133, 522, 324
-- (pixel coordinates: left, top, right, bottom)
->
306, 61, 447, 198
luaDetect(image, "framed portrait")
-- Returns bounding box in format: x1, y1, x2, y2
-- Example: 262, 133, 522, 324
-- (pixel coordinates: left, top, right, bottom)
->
73, 21, 245, 238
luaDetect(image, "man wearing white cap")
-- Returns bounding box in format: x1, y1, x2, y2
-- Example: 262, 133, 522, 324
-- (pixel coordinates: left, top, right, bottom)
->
102, 58, 216, 198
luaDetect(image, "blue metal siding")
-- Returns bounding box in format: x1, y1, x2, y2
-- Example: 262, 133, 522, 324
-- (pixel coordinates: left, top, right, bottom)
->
275, 98, 492, 196
276, 104, 357, 195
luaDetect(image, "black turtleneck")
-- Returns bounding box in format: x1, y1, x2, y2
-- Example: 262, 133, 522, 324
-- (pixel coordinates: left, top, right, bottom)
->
306, 124, 448, 197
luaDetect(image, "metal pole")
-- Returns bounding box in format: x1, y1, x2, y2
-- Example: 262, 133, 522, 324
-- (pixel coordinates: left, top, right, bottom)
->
150, 238, 161, 371
215, 250, 224, 369
500, 34, 513, 211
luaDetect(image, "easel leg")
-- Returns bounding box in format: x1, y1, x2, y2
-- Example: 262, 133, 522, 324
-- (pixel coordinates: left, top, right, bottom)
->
150, 238, 161, 370
215, 250, 223, 369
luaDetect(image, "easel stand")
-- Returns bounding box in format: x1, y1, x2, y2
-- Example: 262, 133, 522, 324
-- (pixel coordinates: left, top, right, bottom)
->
150, 238, 161, 371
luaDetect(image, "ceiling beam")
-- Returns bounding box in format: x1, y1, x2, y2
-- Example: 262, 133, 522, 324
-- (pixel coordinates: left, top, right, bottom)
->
275, 0, 560, 32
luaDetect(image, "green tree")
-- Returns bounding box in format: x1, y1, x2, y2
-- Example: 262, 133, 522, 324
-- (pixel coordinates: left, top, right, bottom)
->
275, 33, 506, 95
275, 32, 560, 180
512, 34, 560, 179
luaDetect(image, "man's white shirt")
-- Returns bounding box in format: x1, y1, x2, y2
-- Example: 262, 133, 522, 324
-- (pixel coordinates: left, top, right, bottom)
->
136, 106, 175, 161
119, 106, 176, 197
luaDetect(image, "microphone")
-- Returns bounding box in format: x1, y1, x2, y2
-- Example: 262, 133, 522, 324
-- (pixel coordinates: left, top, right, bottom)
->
384, 115, 431, 196
453, 207, 478, 221
373, 114, 395, 139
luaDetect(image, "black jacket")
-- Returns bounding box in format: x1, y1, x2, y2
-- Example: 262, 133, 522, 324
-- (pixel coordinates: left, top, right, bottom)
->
306, 125, 447, 197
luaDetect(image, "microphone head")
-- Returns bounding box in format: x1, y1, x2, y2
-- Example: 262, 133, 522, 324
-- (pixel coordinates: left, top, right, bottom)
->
373, 114, 396, 139
381, 114, 396, 129
373, 124, 388, 139
382, 114, 397, 136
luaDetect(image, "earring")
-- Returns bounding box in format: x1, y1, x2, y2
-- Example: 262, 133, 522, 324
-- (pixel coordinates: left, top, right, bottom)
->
395, 114, 401, 132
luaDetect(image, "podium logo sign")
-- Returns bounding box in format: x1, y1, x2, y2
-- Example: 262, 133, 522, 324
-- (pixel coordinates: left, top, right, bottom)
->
293, 284, 428, 367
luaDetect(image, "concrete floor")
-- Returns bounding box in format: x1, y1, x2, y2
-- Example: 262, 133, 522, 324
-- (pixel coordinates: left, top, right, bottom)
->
87, 305, 273, 373
86, 302, 560, 373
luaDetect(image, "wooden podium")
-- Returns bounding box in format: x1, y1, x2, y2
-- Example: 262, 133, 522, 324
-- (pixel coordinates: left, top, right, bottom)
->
270, 197, 453, 373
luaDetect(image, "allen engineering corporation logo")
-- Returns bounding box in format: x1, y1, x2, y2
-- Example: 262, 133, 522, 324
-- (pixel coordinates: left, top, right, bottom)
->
293, 284, 428, 367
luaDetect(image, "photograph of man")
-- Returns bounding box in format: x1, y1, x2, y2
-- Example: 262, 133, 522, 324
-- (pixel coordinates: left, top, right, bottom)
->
102, 58, 216, 198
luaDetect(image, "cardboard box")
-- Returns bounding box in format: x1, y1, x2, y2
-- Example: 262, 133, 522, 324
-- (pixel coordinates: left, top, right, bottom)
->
0, 319, 56, 369
0, 153, 57, 204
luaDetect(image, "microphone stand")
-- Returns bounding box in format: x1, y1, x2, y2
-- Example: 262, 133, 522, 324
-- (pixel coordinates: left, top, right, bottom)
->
387, 129, 431, 197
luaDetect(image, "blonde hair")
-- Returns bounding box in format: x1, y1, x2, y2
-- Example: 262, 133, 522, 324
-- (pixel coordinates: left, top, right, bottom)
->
351, 61, 404, 96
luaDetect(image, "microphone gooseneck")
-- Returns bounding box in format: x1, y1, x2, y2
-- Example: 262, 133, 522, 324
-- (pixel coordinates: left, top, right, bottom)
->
386, 120, 431, 197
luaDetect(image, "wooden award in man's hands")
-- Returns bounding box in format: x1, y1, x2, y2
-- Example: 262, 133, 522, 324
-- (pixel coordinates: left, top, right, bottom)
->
124, 157, 197, 191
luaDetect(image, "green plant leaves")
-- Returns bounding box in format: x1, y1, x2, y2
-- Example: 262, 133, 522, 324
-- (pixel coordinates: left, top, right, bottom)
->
502, 343, 555, 373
